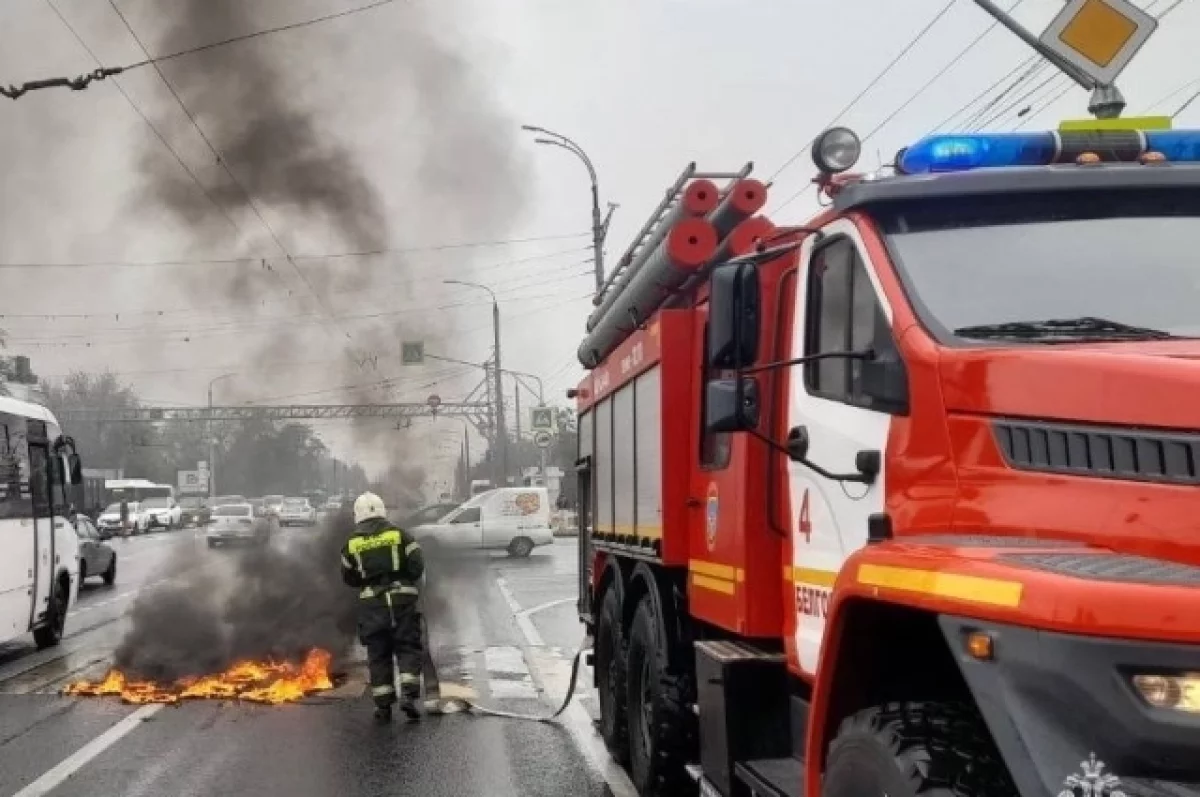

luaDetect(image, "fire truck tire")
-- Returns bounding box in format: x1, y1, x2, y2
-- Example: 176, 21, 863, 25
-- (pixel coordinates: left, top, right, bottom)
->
596, 587, 629, 764
823, 702, 1014, 797
627, 598, 696, 797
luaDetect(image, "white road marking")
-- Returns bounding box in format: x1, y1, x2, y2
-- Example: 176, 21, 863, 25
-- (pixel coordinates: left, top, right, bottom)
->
518, 596, 574, 619
11, 704, 162, 797
496, 576, 638, 797
495, 577, 545, 647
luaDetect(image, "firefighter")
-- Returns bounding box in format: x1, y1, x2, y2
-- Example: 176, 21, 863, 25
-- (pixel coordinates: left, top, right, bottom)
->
340, 492, 425, 722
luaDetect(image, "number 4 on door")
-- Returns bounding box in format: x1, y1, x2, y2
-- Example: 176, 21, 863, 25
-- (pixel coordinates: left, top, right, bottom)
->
798, 489, 812, 544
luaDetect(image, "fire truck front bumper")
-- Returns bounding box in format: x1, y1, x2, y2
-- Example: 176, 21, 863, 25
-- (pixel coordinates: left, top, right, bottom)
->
938, 616, 1200, 797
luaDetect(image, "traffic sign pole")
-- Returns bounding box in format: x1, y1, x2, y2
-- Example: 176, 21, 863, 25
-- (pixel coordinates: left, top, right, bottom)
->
972, 0, 1158, 119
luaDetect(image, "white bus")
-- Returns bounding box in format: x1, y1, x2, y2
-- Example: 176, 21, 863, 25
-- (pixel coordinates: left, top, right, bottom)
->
0, 395, 83, 649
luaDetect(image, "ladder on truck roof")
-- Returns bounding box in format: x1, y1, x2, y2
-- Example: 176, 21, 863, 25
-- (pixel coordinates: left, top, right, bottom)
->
593, 162, 754, 308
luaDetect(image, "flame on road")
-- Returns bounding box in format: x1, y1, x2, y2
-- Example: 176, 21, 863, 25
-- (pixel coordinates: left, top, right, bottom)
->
62, 649, 334, 705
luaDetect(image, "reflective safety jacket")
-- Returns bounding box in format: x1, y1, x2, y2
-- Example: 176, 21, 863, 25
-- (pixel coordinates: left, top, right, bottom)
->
340, 518, 425, 602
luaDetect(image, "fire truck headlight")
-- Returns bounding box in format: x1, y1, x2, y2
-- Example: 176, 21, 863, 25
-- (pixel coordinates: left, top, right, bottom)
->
1131, 672, 1200, 713
812, 127, 861, 174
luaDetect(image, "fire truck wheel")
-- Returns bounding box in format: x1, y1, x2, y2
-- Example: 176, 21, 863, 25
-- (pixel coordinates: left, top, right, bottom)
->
596, 587, 629, 764
823, 702, 1014, 797
627, 598, 695, 797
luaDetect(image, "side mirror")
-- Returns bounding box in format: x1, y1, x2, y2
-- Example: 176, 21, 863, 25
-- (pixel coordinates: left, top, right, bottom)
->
859, 350, 909, 415
98, 528, 113, 540
707, 263, 761, 370
704, 377, 761, 433
68, 453, 83, 485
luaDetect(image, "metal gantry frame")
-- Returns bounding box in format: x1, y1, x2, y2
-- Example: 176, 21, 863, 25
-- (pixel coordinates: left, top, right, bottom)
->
57, 401, 490, 423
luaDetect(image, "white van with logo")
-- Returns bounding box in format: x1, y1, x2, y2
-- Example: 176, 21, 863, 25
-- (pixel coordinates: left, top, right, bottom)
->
0, 395, 83, 649
409, 487, 554, 557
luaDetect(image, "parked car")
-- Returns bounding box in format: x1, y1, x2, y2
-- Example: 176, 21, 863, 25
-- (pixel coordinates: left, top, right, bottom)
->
278, 497, 317, 526
211, 495, 246, 508
74, 514, 117, 585
408, 487, 554, 557
141, 496, 183, 530
97, 501, 149, 536
177, 496, 211, 526
262, 495, 285, 517
206, 503, 269, 548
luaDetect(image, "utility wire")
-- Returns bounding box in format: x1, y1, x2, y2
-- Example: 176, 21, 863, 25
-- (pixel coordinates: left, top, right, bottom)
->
773, 0, 1026, 216
0, 233, 587, 270
0, 246, 591, 321
766, 0, 957, 184
105, 0, 349, 344
928, 55, 1035, 133
962, 60, 1048, 131
43, 0, 246, 240
971, 65, 1059, 130
3, 0, 402, 100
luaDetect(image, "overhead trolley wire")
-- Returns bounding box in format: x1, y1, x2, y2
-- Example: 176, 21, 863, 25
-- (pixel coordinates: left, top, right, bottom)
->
42, 0, 246, 240
773, 0, 1028, 216
3, 0, 404, 100
766, 0, 958, 185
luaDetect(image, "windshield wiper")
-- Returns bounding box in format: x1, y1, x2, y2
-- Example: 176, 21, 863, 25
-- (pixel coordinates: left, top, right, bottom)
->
954, 316, 1179, 342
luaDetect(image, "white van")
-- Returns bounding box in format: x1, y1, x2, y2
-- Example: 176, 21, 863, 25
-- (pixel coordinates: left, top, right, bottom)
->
410, 487, 554, 557
0, 396, 83, 649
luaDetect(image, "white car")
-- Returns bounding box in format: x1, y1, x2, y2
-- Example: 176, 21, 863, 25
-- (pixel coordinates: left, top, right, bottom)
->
140, 496, 182, 530
410, 487, 554, 558
206, 503, 269, 548
97, 501, 150, 536
278, 497, 316, 526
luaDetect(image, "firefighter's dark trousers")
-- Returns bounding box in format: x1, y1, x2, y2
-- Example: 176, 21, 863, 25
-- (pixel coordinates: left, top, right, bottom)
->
358, 595, 423, 708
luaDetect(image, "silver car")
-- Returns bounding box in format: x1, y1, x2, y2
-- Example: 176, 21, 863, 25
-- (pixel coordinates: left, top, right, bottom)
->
205, 503, 268, 548
74, 514, 117, 585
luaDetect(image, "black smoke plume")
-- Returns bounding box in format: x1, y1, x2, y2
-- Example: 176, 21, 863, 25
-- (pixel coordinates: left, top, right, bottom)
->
113, 0, 528, 677
115, 511, 360, 680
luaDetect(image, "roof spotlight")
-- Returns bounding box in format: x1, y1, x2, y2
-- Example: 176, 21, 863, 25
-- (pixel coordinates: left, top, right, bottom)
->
812, 127, 862, 174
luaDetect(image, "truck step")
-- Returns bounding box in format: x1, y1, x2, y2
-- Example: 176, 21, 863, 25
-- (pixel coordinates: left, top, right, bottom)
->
694, 639, 786, 663
735, 757, 804, 797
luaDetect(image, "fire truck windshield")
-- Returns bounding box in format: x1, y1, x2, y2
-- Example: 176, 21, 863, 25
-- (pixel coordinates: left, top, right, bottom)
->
880, 190, 1200, 344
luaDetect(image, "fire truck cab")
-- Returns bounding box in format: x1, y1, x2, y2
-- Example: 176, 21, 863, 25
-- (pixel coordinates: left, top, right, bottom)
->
574, 121, 1200, 797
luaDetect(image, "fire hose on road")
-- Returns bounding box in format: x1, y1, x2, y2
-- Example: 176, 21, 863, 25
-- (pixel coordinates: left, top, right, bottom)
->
420, 616, 591, 723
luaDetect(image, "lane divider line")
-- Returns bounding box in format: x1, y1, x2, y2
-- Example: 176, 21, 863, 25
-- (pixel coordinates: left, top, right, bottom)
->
493, 575, 638, 797
495, 577, 545, 647
11, 704, 162, 797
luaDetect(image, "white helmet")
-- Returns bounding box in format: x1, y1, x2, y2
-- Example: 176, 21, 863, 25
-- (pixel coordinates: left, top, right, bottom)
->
353, 492, 387, 524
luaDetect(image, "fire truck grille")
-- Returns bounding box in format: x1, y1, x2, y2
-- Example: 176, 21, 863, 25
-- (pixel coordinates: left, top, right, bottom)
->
993, 420, 1200, 487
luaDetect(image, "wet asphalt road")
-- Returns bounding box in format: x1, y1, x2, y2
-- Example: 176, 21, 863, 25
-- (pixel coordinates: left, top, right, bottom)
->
0, 526, 627, 797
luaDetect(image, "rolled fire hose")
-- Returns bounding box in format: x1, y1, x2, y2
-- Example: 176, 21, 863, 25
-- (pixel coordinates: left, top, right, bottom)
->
422, 616, 592, 723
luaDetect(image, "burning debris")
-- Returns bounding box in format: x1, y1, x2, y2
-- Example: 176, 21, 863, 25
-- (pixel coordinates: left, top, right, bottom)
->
63, 648, 333, 705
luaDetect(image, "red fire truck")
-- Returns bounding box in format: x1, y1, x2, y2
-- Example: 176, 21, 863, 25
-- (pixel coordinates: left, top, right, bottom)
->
571, 120, 1200, 797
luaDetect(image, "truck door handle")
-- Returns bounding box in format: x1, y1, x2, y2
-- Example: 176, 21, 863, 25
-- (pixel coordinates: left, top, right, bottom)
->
686, 498, 701, 508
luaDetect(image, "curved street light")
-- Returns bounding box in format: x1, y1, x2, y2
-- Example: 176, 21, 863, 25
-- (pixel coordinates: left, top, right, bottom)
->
521, 124, 613, 294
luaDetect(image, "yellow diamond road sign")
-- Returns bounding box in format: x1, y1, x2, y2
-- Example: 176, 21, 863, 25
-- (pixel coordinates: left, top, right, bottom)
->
1040, 0, 1157, 86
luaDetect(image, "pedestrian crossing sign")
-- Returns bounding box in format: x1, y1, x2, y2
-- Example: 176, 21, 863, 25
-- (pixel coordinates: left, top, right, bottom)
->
531, 407, 554, 431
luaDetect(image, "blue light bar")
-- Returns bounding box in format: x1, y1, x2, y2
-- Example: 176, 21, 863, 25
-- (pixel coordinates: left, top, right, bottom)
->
1145, 131, 1200, 162
900, 133, 1057, 174
899, 129, 1200, 175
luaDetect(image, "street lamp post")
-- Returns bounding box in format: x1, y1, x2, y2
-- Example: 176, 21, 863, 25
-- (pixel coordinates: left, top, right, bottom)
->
521, 125, 614, 294
443, 280, 508, 486
206, 373, 236, 498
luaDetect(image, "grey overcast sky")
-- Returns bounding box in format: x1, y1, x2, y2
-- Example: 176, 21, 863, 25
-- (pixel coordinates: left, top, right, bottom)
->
1, 0, 1197, 480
